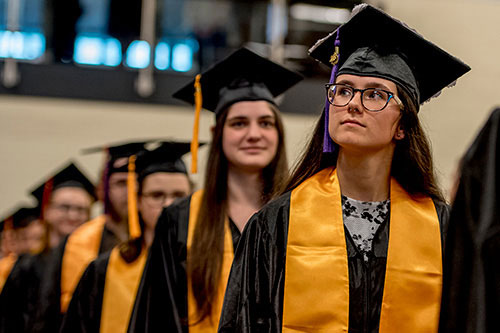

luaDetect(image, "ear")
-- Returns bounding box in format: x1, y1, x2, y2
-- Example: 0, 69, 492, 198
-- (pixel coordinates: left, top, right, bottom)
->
394, 125, 405, 141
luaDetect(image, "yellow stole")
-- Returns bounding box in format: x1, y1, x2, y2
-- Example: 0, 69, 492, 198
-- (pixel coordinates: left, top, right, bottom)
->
61, 215, 106, 313
283, 167, 442, 332
0, 253, 17, 294
187, 190, 234, 332
100, 245, 148, 333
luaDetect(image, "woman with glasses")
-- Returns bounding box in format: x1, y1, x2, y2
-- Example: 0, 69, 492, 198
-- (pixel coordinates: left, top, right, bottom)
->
60, 142, 192, 333
128, 48, 302, 333
219, 5, 470, 333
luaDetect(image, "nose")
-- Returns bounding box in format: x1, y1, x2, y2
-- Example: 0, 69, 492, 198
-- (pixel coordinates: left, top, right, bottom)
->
247, 121, 262, 140
347, 90, 363, 113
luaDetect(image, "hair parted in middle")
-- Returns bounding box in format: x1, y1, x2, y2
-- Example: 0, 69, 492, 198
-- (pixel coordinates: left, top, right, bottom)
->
188, 101, 289, 323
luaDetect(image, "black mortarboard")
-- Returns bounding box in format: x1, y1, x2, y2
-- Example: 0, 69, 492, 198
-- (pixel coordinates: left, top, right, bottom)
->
83, 141, 149, 174
309, 4, 471, 106
30, 162, 97, 207
172, 47, 303, 114
1, 206, 40, 231
135, 141, 201, 183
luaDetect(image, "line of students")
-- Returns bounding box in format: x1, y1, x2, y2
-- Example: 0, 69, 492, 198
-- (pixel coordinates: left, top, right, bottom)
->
1, 3, 493, 333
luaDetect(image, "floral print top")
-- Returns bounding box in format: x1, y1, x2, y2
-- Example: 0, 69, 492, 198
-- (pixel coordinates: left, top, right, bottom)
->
341, 195, 390, 262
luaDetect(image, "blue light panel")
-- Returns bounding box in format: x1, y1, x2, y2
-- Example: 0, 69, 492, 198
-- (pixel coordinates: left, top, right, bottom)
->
171, 43, 193, 72
154, 42, 170, 70
73, 35, 121, 67
0, 30, 45, 60
126, 40, 151, 69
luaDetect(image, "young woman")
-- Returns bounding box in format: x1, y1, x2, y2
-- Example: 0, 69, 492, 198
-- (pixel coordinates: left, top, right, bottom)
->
218, 5, 470, 333
60, 142, 193, 333
128, 48, 302, 332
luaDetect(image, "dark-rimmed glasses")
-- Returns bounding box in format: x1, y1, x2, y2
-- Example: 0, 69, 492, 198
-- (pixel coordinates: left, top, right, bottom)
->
325, 83, 403, 112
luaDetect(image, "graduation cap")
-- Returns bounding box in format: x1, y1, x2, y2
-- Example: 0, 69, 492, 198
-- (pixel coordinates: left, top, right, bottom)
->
173, 47, 303, 114
309, 4, 470, 106
82, 141, 149, 174
30, 162, 97, 218
135, 141, 202, 182
308, 4, 471, 152
173, 47, 303, 172
0, 206, 40, 232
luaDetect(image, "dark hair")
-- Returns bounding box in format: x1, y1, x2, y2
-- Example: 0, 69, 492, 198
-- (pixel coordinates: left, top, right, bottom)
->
284, 85, 444, 202
188, 102, 288, 323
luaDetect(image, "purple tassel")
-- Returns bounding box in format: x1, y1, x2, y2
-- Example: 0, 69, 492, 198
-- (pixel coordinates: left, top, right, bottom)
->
323, 30, 341, 153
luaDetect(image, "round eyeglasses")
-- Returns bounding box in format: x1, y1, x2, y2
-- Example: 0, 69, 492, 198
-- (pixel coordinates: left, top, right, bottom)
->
325, 83, 403, 112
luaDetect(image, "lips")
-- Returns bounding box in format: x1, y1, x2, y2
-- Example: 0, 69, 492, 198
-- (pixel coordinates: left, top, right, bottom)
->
341, 119, 366, 127
240, 146, 266, 152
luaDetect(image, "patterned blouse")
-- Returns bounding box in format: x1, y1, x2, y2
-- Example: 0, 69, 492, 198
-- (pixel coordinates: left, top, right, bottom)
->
341, 195, 390, 262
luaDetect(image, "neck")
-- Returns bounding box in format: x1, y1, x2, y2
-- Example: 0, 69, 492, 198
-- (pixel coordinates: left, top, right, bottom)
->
105, 214, 129, 242
143, 227, 154, 247
226, 166, 264, 232
48, 229, 61, 249
336, 146, 394, 202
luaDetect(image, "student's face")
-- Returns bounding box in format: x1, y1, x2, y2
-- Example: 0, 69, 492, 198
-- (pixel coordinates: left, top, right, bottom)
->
328, 74, 404, 154
138, 172, 191, 230
107, 171, 130, 221
44, 187, 92, 237
222, 101, 279, 173
24, 220, 45, 253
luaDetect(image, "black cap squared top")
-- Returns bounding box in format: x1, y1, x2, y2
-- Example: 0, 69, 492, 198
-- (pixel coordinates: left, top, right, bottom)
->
1, 206, 40, 230
135, 141, 198, 182
172, 47, 303, 114
30, 162, 97, 204
309, 4, 471, 105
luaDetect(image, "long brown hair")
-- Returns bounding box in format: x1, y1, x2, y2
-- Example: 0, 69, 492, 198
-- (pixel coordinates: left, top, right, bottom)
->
188, 102, 288, 323
284, 85, 444, 202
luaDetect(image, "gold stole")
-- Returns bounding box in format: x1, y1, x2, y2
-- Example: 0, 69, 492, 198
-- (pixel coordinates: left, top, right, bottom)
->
100, 245, 148, 333
283, 167, 442, 332
61, 215, 106, 313
187, 190, 234, 332
0, 253, 17, 294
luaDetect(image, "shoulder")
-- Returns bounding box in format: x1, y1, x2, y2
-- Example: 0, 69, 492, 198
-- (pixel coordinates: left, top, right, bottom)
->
244, 192, 291, 242
155, 194, 193, 244
432, 199, 451, 225
67, 215, 106, 244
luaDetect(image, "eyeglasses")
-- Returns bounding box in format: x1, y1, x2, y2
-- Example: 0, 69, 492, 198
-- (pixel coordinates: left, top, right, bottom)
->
325, 83, 403, 112
50, 203, 89, 216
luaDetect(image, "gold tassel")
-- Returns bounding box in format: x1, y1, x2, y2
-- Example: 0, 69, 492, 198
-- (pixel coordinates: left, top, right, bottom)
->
191, 74, 202, 174
127, 155, 141, 239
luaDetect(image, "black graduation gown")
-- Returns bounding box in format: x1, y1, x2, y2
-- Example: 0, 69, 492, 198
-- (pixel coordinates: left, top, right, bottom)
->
128, 195, 241, 333
0, 252, 50, 332
439, 108, 500, 333
59, 252, 110, 333
218, 192, 449, 333
32, 225, 120, 333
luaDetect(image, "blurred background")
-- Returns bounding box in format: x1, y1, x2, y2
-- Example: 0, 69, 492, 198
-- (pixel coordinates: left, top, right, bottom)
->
1, 0, 499, 215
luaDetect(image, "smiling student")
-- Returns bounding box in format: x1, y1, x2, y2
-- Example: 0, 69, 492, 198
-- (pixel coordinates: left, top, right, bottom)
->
218, 5, 470, 333
128, 47, 302, 332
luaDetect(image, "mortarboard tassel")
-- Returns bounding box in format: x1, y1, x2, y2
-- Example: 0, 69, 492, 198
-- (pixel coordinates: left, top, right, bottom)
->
323, 30, 341, 153
191, 74, 202, 174
40, 177, 54, 221
127, 155, 141, 239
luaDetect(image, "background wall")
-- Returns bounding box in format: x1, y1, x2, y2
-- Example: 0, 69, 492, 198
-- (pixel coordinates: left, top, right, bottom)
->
1, 0, 499, 215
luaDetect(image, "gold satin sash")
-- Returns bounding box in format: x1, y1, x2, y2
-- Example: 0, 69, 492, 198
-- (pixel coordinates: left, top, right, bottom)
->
187, 190, 234, 332
61, 215, 106, 313
100, 245, 148, 333
0, 253, 17, 294
284, 167, 442, 332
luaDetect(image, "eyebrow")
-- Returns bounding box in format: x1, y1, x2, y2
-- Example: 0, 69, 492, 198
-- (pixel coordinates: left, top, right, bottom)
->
336, 79, 392, 91
227, 114, 275, 121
